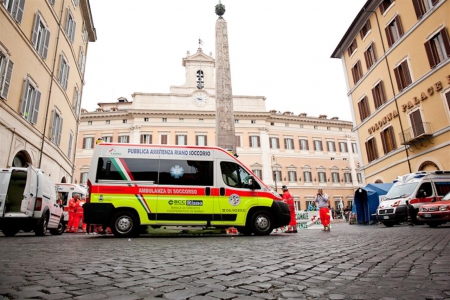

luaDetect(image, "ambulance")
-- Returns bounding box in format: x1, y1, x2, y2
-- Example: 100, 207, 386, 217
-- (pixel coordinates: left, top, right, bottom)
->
376, 171, 450, 227
83, 143, 291, 237
55, 183, 87, 225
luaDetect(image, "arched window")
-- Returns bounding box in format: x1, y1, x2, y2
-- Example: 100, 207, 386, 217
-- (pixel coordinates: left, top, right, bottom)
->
197, 70, 204, 89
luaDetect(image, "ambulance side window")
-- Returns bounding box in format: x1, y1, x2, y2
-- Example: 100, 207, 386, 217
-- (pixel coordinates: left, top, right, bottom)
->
434, 182, 450, 196
158, 159, 213, 186
220, 162, 260, 189
417, 182, 433, 197
96, 157, 158, 182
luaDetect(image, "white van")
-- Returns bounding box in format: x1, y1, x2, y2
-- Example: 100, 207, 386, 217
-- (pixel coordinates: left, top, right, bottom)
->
55, 183, 87, 225
376, 171, 450, 227
0, 166, 65, 236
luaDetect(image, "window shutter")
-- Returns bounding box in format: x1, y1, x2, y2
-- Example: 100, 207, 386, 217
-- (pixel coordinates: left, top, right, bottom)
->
57, 116, 63, 145
14, 0, 25, 23
204, 135, 207, 146
431, 0, 439, 4
393, 66, 403, 91
249, 136, 252, 147
1, 59, 14, 99
175, 135, 179, 145
385, 26, 393, 47
195, 135, 198, 145
284, 138, 287, 149
364, 49, 369, 69
412, 0, 423, 19
64, 64, 70, 89
351, 65, 357, 84
379, 81, 386, 103
80, 173, 83, 184
140, 135, 144, 144
276, 138, 279, 149
42, 29, 50, 59
184, 135, 187, 145
31, 90, 41, 124
358, 101, 364, 121
357, 61, 363, 79
313, 141, 317, 151
424, 40, 436, 68
446, 92, 450, 110
235, 136, 240, 147
402, 61, 412, 86
65, 9, 71, 34
440, 28, 450, 58
82, 138, 86, 149
380, 131, 388, 154
257, 136, 261, 147
395, 15, 404, 37
379, 2, 386, 14
58, 55, 63, 83
68, 133, 73, 158
20, 78, 29, 115
31, 13, 40, 46
306, 140, 309, 150
71, 20, 76, 43
389, 127, 397, 149
320, 141, 323, 151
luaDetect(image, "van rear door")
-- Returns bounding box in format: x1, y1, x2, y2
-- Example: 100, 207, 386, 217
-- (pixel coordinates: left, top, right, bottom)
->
21, 166, 38, 216
0, 170, 12, 217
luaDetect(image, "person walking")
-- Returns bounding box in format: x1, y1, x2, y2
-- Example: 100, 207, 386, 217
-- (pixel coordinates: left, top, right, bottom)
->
71, 196, 84, 233
315, 188, 331, 231
66, 194, 79, 233
282, 185, 297, 233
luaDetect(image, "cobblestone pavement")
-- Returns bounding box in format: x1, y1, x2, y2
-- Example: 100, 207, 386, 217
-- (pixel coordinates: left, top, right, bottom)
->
0, 222, 449, 300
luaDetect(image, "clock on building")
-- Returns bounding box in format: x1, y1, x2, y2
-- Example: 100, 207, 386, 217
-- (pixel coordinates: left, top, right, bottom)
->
192, 92, 208, 107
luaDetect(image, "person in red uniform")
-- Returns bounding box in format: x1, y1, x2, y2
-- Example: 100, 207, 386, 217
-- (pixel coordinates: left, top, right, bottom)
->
282, 185, 297, 233
72, 196, 84, 233
315, 188, 331, 231
66, 194, 79, 233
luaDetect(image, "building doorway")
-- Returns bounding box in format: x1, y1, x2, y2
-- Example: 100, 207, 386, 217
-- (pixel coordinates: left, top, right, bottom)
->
11, 151, 31, 168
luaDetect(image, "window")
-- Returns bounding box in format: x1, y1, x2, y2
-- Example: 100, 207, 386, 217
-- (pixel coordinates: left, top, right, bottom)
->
196, 135, 207, 146
372, 81, 387, 109
87, 121, 92, 125
318, 172, 326, 183
299, 139, 309, 150
179, 118, 184, 122
446, 90, 450, 112
72, 86, 81, 115
347, 39, 357, 56
425, 28, 450, 69
288, 171, 297, 182
351, 61, 363, 84
140, 134, 152, 144
106, 120, 110, 124
251, 120, 256, 124
123, 119, 127, 123
365, 138, 379, 162
270, 137, 280, 149
299, 124, 303, 128
235, 136, 241, 147
413, 0, 438, 19
352, 143, 358, 153
162, 118, 167, 122
144, 118, 149, 122
409, 109, 425, 137
332, 172, 340, 183
81, 23, 88, 43
314, 125, 318, 129
78, 47, 86, 74
235, 119, 239, 123
83, 137, 94, 149
339, 128, 342, 131
285, 123, 289, 127
364, 43, 377, 69
196, 70, 204, 89
176, 135, 187, 145
303, 171, 312, 183
253, 169, 262, 179
67, 131, 73, 159
58, 54, 70, 90
358, 97, 370, 122
417, 182, 433, 197
272, 171, 282, 182
380, 126, 397, 154
270, 122, 274, 126
379, 0, 394, 14
0, 51, 14, 100
3, 0, 25, 23
385, 15, 404, 47
313, 140, 323, 151
360, 19, 371, 39
285, 138, 294, 150
249, 136, 260, 148
102, 136, 112, 143
199, 118, 204, 122
344, 173, 352, 183
50, 110, 63, 146
20, 78, 41, 124
435, 182, 450, 196
357, 173, 363, 184
163, 159, 214, 186
327, 127, 331, 130
327, 141, 336, 152
80, 172, 88, 184
221, 161, 259, 189
31, 13, 50, 59
72, 0, 79, 6
65, 8, 76, 43
119, 136, 129, 143
161, 134, 168, 144
394, 60, 413, 92
339, 142, 348, 153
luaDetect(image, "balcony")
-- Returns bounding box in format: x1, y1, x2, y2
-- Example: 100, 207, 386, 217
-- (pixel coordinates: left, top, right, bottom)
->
399, 122, 432, 146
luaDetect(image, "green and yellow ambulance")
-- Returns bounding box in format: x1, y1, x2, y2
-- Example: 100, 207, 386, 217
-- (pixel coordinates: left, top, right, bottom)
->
83, 143, 291, 237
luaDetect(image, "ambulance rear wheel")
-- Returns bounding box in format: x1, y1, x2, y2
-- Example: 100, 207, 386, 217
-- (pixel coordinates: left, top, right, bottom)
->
249, 210, 274, 236
111, 211, 139, 238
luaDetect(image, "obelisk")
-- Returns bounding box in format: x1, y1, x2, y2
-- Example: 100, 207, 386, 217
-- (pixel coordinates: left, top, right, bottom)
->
215, 1, 236, 153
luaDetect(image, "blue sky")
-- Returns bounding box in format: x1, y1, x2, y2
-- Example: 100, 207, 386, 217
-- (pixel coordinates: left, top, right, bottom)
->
83, 0, 367, 121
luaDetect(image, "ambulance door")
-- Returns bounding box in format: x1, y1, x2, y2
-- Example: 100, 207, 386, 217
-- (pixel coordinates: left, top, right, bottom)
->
21, 166, 38, 217
215, 161, 260, 226
0, 170, 12, 216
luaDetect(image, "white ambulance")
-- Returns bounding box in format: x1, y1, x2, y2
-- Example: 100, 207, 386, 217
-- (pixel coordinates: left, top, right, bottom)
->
376, 171, 450, 227
55, 183, 87, 225
0, 166, 64, 236
83, 143, 291, 237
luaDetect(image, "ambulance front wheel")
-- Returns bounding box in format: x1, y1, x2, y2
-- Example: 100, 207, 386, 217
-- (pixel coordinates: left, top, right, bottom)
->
111, 211, 139, 238
249, 210, 274, 236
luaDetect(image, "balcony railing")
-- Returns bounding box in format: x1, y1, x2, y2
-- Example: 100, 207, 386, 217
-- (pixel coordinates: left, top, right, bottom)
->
399, 122, 432, 145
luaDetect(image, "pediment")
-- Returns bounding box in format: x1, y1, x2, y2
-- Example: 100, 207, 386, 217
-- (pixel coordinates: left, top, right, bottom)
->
183, 51, 215, 66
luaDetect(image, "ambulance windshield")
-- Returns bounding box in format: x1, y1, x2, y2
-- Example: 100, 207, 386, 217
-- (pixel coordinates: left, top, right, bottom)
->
385, 182, 419, 200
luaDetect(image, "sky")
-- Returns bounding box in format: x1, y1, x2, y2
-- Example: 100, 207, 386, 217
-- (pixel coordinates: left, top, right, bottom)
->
82, 0, 367, 121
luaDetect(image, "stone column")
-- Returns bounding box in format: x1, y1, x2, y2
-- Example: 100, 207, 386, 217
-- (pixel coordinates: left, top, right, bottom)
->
215, 13, 236, 153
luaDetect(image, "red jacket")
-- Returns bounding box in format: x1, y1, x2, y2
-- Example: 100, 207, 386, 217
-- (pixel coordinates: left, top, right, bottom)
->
68, 198, 76, 213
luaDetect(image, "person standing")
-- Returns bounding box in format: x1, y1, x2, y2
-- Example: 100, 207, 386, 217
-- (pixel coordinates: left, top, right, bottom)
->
71, 196, 84, 233
66, 194, 79, 233
315, 188, 331, 231
282, 185, 297, 233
